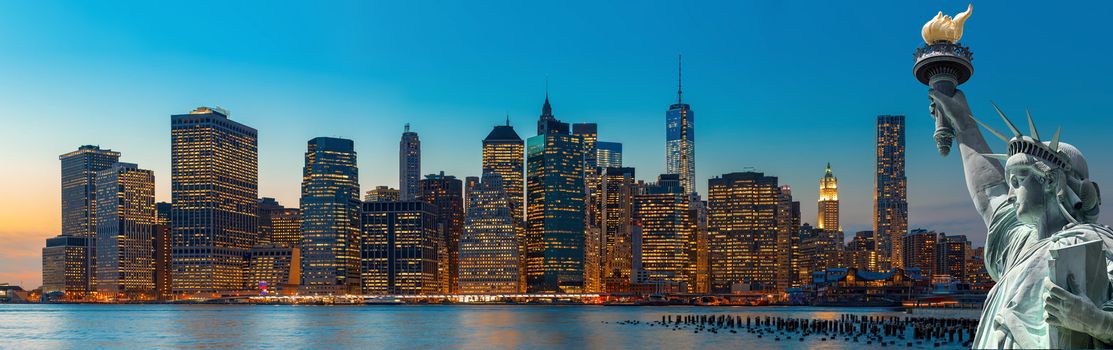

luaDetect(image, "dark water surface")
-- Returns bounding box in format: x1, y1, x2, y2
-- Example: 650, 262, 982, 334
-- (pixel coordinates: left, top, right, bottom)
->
0, 304, 979, 349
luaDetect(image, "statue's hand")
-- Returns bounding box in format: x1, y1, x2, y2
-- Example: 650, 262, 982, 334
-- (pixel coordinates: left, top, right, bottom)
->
1044, 276, 1113, 340
928, 88, 976, 134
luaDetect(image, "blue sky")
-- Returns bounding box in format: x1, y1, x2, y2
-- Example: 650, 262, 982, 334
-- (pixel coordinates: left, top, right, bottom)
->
1, 1, 1111, 287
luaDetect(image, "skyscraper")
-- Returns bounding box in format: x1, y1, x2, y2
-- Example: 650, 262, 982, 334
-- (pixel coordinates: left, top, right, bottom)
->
707, 172, 779, 293
902, 229, 937, 276
596, 141, 623, 168
775, 185, 801, 291
632, 174, 692, 291
459, 172, 520, 294
417, 171, 464, 293
666, 55, 696, 195
573, 123, 602, 293
56, 145, 120, 295
399, 124, 421, 201
361, 201, 440, 295
171, 107, 258, 295
482, 120, 525, 225
258, 197, 301, 247
875, 115, 908, 269
154, 202, 172, 300
526, 95, 585, 293
299, 137, 361, 295
844, 231, 879, 272
817, 163, 839, 232
797, 223, 844, 280
600, 167, 636, 291
94, 163, 156, 300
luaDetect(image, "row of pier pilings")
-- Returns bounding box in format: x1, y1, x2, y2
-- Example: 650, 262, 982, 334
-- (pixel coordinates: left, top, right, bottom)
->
607, 313, 978, 348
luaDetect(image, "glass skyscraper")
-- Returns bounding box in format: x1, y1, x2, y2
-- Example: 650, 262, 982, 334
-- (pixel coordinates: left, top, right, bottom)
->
171, 106, 258, 295
596, 141, 623, 169
51, 145, 120, 297
526, 95, 585, 293
299, 137, 361, 295
399, 124, 421, 201
665, 56, 696, 195
707, 172, 779, 293
458, 172, 520, 294
361, 201, 441, 295
94, 162, 156, 300
572, 123, 601, 293
632, 174, 692, 291
875, 115, 908, 269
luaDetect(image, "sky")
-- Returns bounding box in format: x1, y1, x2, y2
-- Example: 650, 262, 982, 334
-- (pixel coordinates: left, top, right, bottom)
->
1, 1, 1111, 288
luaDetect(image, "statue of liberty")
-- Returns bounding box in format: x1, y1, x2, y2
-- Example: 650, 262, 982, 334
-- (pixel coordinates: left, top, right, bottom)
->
929, 87, 1113, 348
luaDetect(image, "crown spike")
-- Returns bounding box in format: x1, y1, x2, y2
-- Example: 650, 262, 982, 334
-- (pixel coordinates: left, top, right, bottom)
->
982, 154, 1010, 161
1049, 127, 1061, 152
1026, 108, 1040, 141
991, 102, 1023, 137
970, 114, 1010, 143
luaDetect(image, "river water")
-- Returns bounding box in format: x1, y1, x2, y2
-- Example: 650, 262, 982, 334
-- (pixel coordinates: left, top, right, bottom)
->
0, 304, 980, 349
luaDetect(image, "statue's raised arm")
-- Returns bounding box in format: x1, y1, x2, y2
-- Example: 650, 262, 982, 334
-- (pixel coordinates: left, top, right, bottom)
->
928, 89, 1009, 227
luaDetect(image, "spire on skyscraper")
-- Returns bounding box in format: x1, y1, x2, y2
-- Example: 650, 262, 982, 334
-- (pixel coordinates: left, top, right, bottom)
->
677, 54, 683, 105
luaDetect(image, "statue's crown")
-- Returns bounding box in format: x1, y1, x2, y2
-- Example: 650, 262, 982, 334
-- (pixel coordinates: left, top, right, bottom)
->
976, 103, 1071, 173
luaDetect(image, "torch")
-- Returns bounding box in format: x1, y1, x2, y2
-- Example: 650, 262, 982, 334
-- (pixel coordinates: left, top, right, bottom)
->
914, 4, 973, 156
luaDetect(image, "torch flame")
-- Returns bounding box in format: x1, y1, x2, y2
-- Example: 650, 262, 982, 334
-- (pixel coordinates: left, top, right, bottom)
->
922, 3, 972, 44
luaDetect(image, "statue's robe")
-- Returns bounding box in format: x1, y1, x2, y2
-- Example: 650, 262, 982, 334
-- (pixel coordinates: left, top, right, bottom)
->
973, 200, 1113, 349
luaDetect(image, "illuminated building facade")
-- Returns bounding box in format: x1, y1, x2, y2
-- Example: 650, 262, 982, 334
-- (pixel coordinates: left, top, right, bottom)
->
707, 172, 779, 292
361, 201, 440, 295
94, 163, 156, 299
797, 223, 844, 282
844, 230, 879, 272
902, 229, 937, 277
526, 95, 585, 293
665, 56, 696, 195
399, 124, 421, 201
154, 202, 172, 300
418, 171, 464, 293
596, 141, 622, 169
42, 235, 90, 297
775, 185, 802, 290
632, 174, 692, 291
259, 197, 301, 247
246, 245, 300, 293
600, 167, 636, 290
688, 197, 710, 294
57, 145, 120, 294
365, 186, 400, 202
875, 115, 908, 269
459, 172, 520, 294
817, 163, 839, 232
299, 137, 361, 295
482, 121, 525, 225
573, 123, 602, 293
936, 233, 970, 281
171, 107, 258, 295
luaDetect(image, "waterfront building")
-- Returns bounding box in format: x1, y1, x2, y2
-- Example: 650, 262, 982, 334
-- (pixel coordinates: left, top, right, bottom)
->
573, 123, 602, 293
246, 245, 300, 294
171, 107, 258, 295
665, 55, 696, 194
482, 120, 525, 225
797, 223, 844, 284
399, 124, 421, 201
57, 145, 120, 294
258, 198, 301, 248
154, 202, 172, 300
525, 95, 585, 293
361, 201, 441, 295
94, 163, 156, 299
875, 115, 908, 269
600, 167, 637, 291
596, 141, 622, 169
902, 229, 938, 277
299, 137, 361, 295
775, 185, 802, 291
817, 163, 839, 232
365, 186, 401, 202
458, 172, 520, 294
632, 174, 692, 291
844, 230, 879, 272
707, 172, 779, 292
936, 233, 970, 281
41, 235, 90, 298
417, 171, 464, 293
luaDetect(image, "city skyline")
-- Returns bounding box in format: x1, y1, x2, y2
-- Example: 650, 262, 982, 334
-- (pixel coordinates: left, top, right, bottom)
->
3, 2, 1113, 289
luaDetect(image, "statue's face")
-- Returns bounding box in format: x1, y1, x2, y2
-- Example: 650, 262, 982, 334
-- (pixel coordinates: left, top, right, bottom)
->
1008, 165, 1052, 224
